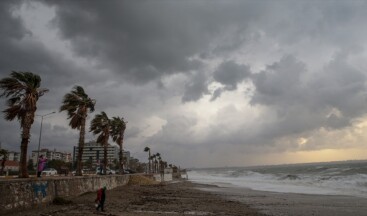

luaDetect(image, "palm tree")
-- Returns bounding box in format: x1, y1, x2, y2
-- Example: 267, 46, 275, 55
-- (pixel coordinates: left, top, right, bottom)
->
0, 149, 8, 176
154, 156, 158, 173
0, 71, 48, 178
110, 116, 127, 175
151, 154, 157, 173
156, 152, 161, 172
60, 86, 95, 176
144, 147, 151, 173
158, 156, 162, 172
90, 111, 110, 175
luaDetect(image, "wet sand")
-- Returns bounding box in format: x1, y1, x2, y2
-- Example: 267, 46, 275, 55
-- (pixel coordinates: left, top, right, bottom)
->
4, 180, 263, 216
200, 186, 367, 216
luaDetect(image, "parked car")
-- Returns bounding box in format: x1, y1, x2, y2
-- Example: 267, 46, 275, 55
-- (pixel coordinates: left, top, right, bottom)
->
71, 169, 84, 175
41, 168, 58, 176
96, 167, 116, 175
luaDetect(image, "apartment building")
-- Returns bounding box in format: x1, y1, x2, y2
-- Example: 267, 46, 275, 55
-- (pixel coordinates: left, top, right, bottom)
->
7, 151, 20, 162
73, 140, 130, 167
31, 149, 72, 164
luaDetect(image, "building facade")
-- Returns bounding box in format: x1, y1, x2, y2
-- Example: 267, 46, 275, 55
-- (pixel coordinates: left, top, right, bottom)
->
73, 141, 130, 168
7, 151, 20, 162
31, 149, 72, 164
73, 141, 118, 164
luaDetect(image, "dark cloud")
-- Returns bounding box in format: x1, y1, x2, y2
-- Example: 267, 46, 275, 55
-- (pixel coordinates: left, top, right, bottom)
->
246, 52, 367, 146
0, 1, 88, 87
2, 1, 367, 167
213, 60, 251, 90
0, 0, 27, 40
182, 72, 209, 103
309, 52, 367, 119
42, 0, 264, 84
210, 60, 251, 101
250, 55, 306, 107
210, 88, 224, 101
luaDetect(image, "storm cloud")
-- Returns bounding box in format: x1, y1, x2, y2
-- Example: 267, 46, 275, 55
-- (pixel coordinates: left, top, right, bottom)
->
1, 1, 367, 167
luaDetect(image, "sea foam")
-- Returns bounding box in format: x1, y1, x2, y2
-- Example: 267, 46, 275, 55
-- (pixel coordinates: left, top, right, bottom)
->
188, 161, 367, 198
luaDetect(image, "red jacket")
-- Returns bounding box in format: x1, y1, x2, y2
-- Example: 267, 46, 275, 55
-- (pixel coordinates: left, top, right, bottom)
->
95, 188, 106, 202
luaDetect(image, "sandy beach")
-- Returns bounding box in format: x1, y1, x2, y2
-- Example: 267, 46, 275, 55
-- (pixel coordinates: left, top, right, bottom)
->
4, 176, 367, 216
4, 179, 263, 216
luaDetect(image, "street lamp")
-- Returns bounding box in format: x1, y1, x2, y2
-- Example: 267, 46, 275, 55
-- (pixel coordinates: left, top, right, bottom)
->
35, 111, 56, 174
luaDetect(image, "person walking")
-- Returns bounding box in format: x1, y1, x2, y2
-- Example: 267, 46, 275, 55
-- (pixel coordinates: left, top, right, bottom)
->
37, 155, 47, 177
95, 186, 107, 212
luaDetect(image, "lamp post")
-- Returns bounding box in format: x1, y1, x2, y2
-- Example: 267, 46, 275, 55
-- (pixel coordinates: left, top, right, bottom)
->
35, 111, 55, 174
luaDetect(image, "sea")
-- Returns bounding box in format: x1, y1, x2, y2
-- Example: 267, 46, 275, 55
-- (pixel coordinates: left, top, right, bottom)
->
187, 160, 367, 198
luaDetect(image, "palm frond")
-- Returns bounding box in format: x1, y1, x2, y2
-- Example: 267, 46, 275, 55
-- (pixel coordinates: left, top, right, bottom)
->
90, 111, 110, 136
60, 85, 95, 129
110, 116, 127, 143
1, 71, 47, 124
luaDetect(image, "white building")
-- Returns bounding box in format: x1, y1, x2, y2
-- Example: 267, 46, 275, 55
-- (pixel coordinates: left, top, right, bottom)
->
31, 149, 72, 164
7, 151, 20, 162
63, 152, 72, 162
73, 141, 130, 167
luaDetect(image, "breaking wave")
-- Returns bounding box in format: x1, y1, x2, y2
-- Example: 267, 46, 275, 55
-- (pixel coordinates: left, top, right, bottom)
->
188, 161, 367, 198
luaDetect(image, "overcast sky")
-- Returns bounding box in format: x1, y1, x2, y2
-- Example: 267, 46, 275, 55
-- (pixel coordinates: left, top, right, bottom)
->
2, 0, 367, 168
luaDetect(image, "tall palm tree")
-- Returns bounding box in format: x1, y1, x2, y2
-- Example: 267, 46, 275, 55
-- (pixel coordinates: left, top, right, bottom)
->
110, 116, 127, 175
0, 71, 48, 178
60, 86, 95, 176
151, 154, 157, 173
149, 154, 155, 173
156, 152, 161, 172
158, 156, 162, 172
144, 147, 151, 173
90, 111, 110, 175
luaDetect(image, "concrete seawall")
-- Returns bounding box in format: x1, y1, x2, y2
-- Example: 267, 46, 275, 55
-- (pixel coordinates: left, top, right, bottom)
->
0, 175, 130, 214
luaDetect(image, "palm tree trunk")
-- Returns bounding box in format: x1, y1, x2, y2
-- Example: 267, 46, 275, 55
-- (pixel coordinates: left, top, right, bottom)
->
19, 137, 29, 178
0, 159, 6, 175
76, 119, 86, 176
103, 142, 108, 174
19, 117, 32, 178
119, 132, 124, 175
148, 150, 151, 174
119, 144, 123, 175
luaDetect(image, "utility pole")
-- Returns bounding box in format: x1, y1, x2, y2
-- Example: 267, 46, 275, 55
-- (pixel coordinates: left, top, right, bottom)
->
35, 112, 55, 173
